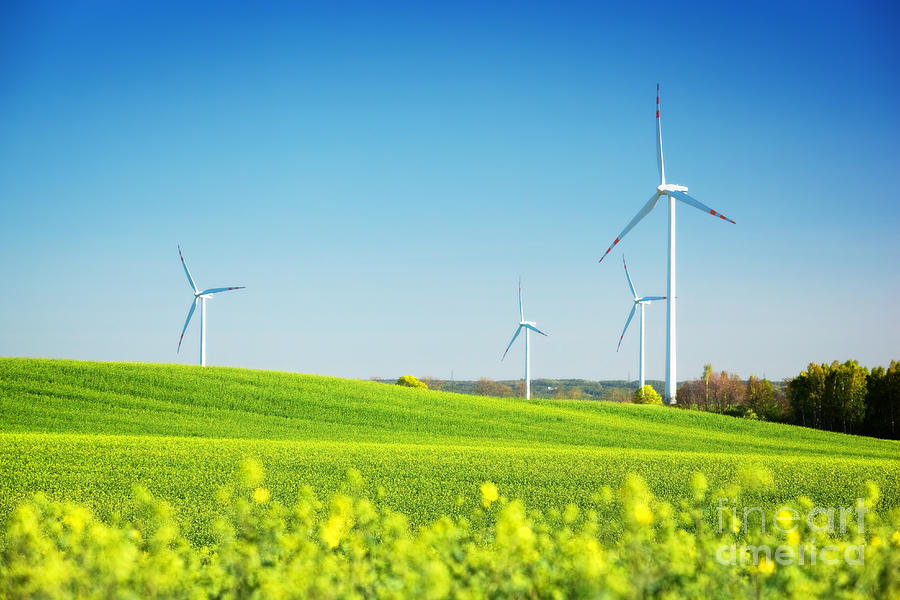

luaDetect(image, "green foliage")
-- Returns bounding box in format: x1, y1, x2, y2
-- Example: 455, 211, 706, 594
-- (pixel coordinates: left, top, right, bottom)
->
396, 375, 427, 389
746, 376, 777, 421
632, 385, 662, 404
2, 464, 898, 599
866, 361, 900, 439
788, 360, 894, 438
679, 358, 898, 438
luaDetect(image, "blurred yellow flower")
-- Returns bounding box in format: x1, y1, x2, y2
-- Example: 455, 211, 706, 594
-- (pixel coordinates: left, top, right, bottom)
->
63, 507, 90, 534
240, 458, 264, 488
633, 503, 653, 526
252, 487, 271, 504
775, 509, 797, 532
480, 482, 499, 508
321, 516, 345, 548
757, 557, 775, 575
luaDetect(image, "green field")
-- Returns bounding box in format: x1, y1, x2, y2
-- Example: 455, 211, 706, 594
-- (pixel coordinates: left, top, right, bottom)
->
1, 358, 898, 547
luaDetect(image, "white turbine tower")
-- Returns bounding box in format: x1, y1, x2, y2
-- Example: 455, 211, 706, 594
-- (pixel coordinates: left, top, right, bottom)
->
617, 255, 665, 391
501, 278, 547, 400
177, 245, 245, 367
598, 85, 736, 404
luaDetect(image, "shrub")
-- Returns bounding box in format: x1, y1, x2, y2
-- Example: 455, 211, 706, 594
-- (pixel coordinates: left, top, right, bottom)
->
632, 385, 663, 404
396, 375, 427, 389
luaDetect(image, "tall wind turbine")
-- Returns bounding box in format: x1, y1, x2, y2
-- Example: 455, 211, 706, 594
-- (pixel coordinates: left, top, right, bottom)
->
598, 85, 735, 403
617, 255, 665, 391
501, 278, 547, 400
177, 245, 245, 367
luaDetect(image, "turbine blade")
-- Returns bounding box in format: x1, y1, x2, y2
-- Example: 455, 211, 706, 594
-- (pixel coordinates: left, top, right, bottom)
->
623, 255, 637, 300
501, 325, 523, 360
598, 192, 660, 263
199, 286, 246, 295
638, 296, 666, 302
657, 83, 665, 184
178, 245, 199, 293
177, 298, 197, 352
667, 190, 736, 224
524, 323, 548, 337
518, 277, 524, 322
617, 304, 637, 352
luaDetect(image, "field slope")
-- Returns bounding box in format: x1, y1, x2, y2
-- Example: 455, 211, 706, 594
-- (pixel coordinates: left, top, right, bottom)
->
1, 358, 898, 542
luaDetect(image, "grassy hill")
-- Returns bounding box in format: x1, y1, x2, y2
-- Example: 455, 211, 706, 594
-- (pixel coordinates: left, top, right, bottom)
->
1, 358, 898, 543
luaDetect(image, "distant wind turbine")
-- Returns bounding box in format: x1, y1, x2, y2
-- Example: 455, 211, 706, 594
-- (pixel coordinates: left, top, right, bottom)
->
598, 84, 736, 403
177, 245, 245, 367
501, 278, 547, 400
617, 255, 665, 391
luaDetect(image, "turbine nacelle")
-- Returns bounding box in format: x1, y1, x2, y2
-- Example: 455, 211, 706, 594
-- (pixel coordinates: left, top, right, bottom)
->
658, 183, 688, 193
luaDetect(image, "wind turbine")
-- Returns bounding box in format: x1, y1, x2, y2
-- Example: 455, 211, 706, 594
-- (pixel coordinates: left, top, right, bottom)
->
598, 85, 736, 404
501, 278, 547, 400
617, 255, 665, 391
177, 245, 245, 367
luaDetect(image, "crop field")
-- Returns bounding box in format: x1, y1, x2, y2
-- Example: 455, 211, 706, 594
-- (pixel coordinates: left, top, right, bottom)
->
1, 358, 898, 544
2, 358, 900, 597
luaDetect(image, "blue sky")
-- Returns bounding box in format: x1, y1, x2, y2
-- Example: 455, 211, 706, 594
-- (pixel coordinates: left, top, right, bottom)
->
1, 0, 898, 382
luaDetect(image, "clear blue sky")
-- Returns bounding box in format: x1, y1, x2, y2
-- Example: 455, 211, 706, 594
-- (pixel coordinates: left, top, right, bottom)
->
1, 1, 898, 382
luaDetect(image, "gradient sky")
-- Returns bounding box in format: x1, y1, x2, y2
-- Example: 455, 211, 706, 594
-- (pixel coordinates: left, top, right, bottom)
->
1, 1, 898, 382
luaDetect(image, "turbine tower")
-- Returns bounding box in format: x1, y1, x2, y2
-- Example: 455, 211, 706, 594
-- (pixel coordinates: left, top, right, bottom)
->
617, 255, 665, 390
177, 245, 245, 367
598, 85, 736, 403
501, 278, 547, 400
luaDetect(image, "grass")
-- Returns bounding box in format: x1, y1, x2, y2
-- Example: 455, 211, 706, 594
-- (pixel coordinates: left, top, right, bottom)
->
1, 358, 898, 543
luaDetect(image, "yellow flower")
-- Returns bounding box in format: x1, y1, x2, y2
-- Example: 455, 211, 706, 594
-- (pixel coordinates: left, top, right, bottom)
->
870, 536, 882, 548
633, 503, 653, 526
63, 506, 91, 534
480, 482, 499, 508
757, 556, 775, 575
775, 509, 797, 532
891, 531, 900, 545
321, 516, 345, 548
786, 530, 800, 546
240, 458, 264, 487
252, 487, 271, 504
690, 473, 708, 502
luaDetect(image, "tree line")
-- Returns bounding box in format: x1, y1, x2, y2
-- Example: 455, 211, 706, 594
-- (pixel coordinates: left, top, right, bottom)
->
786, 360, 898, 438
385, 360, 899, 440
675, 366, 788, 421
677, 360, 899, 439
